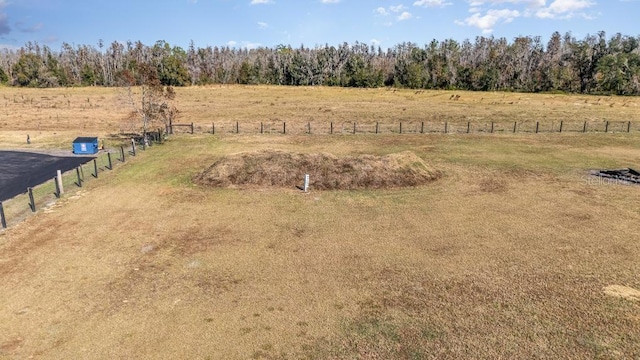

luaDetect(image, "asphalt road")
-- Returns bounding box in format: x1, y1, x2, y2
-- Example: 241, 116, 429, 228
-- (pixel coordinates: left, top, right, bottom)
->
0, 151, 95, 202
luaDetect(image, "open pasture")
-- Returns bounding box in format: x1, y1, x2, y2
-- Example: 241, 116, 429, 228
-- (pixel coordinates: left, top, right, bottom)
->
1, 85, 640, 146
0, 86, 639, 359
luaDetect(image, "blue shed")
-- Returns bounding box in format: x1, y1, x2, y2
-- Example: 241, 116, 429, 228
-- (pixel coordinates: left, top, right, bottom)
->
72, 137, 99, 155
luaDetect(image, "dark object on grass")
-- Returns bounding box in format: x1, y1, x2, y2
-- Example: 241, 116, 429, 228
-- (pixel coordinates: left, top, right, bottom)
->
592, 168, 640, 184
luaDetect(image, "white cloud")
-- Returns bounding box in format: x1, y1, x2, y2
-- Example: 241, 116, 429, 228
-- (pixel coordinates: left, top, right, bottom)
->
535, 0, 596, 19
321, 0, 340, 3
371, 38, 381, 46
374, 7, 389, 16
458, 0, 597, 33
389, 4, 407, 12
250, 0, 272, 4
456, 8, 520, 33
258, 21, 269, 28
414, 0, 453, 7
227, 40, 238, 47
397, 11, 414, 20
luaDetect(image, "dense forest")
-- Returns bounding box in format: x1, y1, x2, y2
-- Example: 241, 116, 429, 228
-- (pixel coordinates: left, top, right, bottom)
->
1, 31, 639, 95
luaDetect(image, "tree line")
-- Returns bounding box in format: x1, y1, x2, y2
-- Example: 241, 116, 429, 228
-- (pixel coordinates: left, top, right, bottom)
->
1, 31, 639, 95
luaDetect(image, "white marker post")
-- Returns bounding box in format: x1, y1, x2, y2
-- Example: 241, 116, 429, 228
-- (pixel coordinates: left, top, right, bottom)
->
304, 174, 310, 192
56, 170, 64, 196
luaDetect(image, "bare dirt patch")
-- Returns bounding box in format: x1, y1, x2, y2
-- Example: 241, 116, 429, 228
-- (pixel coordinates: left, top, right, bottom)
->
604, 285, 640, 302
193, 149, 441, 190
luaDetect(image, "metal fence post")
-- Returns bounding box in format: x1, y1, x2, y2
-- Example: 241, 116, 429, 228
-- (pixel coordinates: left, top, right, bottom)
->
120, 146, 126, 162
107, 152, 113, 170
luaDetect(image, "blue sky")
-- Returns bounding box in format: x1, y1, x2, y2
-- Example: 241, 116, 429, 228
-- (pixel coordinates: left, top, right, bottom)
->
0, 0, 638, 50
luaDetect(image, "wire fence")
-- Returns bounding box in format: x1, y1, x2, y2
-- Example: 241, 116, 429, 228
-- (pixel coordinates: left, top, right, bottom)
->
170, 120, 636, 136
0, 142, 144, 229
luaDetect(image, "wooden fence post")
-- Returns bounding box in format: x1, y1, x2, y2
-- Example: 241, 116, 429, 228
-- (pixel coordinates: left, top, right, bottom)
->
76, 167, 82, 187
467, 121, 471, 134
353, 122, 357, 135
421, 121, 424, 134
490, 122, 494, 134
445, 122, 448, 134
583, 121, 587, 133
330, 122, 333, 134
93, 159, 98, 178
605, 121, 609, 133
399, 122, 402, 134
191, 122, 194, 134
120, 146, 125, 162
0, 201, 6, 229
283, 122, 286, 134
28, 188, 35, 212
131, 139, 136, 156
212, 123, 215, 135
308, 122, 311, 134
628, 121, 631, 133
559, 121, 563, 133
107, 153, 113, 170
513, 121, 517, 133
261, 122, 263, 134
236, 121, 239, 134
376, 122, 379, 134
535, 122, 539, 133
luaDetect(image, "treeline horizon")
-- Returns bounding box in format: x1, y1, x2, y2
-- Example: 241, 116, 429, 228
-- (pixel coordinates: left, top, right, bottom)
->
0, 30, 639, 95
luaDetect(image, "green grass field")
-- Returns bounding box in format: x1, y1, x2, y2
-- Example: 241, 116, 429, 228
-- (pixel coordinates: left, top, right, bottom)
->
1, 86, 639, 359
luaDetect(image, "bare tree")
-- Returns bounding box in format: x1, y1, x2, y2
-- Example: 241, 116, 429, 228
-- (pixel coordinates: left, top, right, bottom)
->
120, 63, 178, 140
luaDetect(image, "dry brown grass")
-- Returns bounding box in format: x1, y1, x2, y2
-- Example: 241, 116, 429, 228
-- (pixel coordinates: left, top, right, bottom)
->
1, 86, 640, 359
2, 85, 640, 145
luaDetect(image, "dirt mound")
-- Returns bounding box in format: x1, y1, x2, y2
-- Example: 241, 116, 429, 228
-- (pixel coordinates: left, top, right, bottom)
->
193, 150, 440, 190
